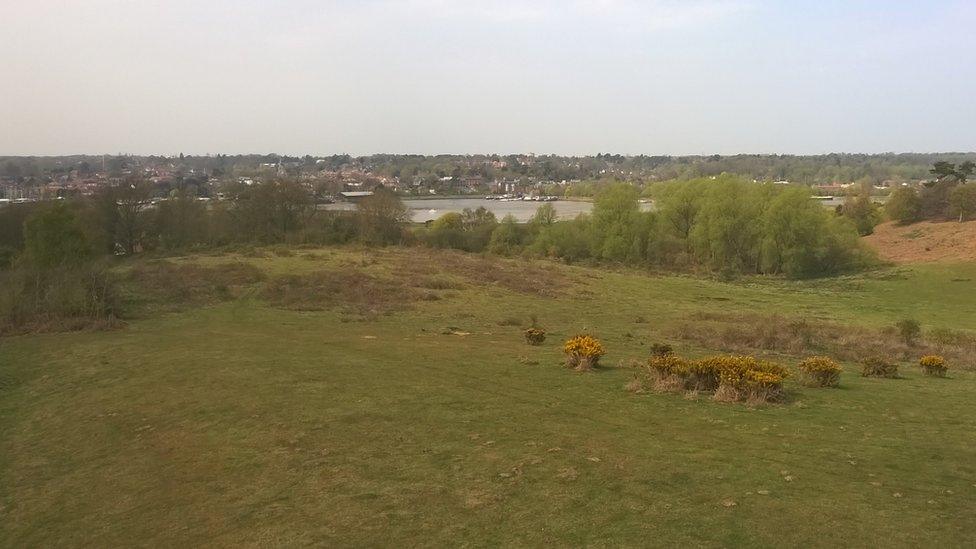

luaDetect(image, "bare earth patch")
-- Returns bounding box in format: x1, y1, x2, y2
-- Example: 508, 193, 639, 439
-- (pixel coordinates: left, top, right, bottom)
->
864, 220, 976, 263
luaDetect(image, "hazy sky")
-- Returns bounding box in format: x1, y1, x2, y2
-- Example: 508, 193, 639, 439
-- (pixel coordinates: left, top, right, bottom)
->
2, 0, 974, 156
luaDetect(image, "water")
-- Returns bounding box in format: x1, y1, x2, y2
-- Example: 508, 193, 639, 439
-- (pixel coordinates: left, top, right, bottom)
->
323, 195, 880, 222
324, 198, 598, 222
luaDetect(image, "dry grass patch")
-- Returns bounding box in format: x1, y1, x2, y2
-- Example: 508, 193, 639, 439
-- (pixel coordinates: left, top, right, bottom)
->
126, 260, 265, 312
670, 311, 976, 370
398, 249, 570, 297
260, 268, 422, 316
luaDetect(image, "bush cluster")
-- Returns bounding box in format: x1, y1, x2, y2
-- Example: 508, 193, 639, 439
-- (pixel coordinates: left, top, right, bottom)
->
524, 327, 546, 346
919, 355, 948, 377
639, 353, 788, 404
861, 356, 898, 378
563, 335, 605, 371
797, 356, 842, 387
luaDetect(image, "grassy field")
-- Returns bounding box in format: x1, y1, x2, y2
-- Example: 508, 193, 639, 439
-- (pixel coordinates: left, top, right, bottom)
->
2, 247, 975, 547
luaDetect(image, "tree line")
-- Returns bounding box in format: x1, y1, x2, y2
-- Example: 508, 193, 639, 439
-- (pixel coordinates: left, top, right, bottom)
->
885, 161, 976, 224
1, 175, 876, 281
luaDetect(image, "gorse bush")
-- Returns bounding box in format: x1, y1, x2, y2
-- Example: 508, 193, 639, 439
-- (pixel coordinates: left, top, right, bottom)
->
797, 356, 842, 387
919, 355, 948, 377
524, 328, 546, 346
711, 355, 788, 404
683, 356, 723, 392
563, 335, 605, 371
635, 353, 786, 404
643, 353, 689, 393
861, 356, 899, 378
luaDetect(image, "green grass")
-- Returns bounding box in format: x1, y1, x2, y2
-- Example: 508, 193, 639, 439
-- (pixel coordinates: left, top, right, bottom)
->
2, 247, 975, 547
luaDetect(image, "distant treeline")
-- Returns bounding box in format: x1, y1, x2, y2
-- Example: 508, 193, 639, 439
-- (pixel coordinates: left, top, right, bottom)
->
4, 152, 976, 186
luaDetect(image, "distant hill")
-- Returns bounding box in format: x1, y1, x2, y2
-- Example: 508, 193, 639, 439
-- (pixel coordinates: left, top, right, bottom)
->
865, 220, 976, 263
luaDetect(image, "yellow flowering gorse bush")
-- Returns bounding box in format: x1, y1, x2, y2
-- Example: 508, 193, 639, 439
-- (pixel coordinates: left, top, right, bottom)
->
919, 355, 948, 377
798, 356, 841, 387
563, 335, 605, 370
634, 353, 787, 403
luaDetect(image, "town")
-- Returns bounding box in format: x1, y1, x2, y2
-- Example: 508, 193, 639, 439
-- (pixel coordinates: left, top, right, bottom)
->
1, 153, 969, 207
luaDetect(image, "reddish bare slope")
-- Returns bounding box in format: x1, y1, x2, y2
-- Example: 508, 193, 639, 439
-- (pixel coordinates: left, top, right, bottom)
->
864, 220, 976, 263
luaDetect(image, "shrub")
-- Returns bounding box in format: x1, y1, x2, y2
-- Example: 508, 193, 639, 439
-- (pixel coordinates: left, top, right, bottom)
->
649, 343, 674, 357
563, 334, 605, 371
524, 327, 546, 346
886, 187, 922, 224
798, 356, 841, 387
895, 319, 921, 346
686, 357, 723, 392
919, 355, 948, 377
861, 356, 898, 378
711, 355, 788, 404
0, 263, 120, 335
643, 353, 688, 392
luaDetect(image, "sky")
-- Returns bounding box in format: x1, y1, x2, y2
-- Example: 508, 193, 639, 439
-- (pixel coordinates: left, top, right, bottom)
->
1, 0, 974, 156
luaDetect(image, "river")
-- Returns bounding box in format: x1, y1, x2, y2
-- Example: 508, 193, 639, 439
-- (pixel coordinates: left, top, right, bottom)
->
322, 195, 881, 223
323, 198, 602, 223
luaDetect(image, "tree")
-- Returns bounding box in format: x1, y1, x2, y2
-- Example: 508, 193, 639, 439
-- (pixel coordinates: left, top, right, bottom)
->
531, 203, 557, 226
357, 188, 408, 245
23, 203, 91, 268
895, 319, 921, 347
488, 214, 524, 255
230, 179, 315, 242
689, 180, 762, 273
590, 183, 642, 261
112, 182, 152, 254
885, 187, 921, 224
3, 161, 22, 179
930, 161, 972, 184
949, 184, 976, 222
839, 191, 881, 235
930, 161, 957, 181
657, 179, 705, 242
154, 189, 208, 249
